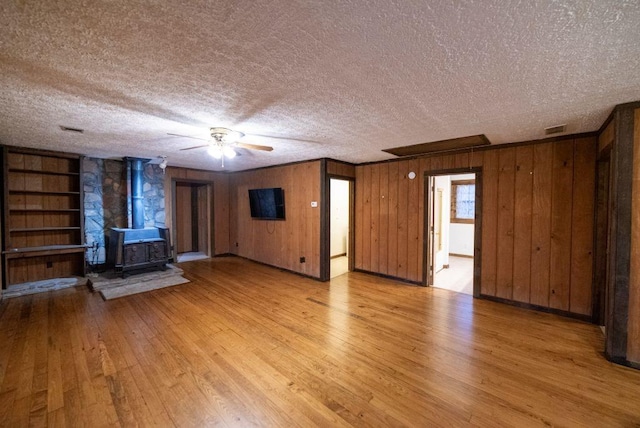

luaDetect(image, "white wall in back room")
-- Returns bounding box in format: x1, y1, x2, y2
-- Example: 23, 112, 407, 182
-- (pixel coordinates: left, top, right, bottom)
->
449, 223, 474, 256
330, 179, 350, 257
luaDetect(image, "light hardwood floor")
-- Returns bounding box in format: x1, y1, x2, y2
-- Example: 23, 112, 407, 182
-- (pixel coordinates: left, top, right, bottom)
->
434, 255, 474, 295
1, 257, 639, 427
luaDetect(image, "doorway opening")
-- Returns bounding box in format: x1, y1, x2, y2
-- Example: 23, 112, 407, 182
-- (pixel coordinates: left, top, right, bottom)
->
330, 178, 352, 278
174, 181, 211, 262
425, 171, 480, 296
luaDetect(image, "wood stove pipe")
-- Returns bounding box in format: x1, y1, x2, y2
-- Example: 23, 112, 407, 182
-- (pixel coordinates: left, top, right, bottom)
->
130, 158, 145, 229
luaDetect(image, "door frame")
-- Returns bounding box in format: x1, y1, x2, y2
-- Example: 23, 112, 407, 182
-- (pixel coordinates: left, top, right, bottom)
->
321, 171, 355, 281
423, 167, 483, 297
171, 178, 214, 259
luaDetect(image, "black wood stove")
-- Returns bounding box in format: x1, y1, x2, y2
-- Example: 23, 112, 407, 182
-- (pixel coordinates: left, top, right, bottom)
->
107, 158, 172, 276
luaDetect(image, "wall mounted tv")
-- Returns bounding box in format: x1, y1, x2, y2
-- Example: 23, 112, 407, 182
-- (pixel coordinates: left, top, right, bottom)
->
248, 187, 286, 220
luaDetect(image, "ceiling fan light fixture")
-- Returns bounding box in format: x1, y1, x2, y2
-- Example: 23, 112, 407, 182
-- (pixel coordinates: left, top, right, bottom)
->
208, 146, 223, 159
210, 127, 244, 144
223, 146, 237, 159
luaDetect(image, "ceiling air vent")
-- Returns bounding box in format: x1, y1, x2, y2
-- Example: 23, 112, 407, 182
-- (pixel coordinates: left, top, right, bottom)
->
544, 124, 566, 135
59, 125, 84, 134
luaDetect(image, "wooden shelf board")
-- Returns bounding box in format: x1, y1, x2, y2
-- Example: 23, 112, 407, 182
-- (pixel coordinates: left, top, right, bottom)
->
3, 245, 87, 259
9, 209, 80, 213
8, 190, 80, 195
9, 168, 79, 176
10, 227, 81, 232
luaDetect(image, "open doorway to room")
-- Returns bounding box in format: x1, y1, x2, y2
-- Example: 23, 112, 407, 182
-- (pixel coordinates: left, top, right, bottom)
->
330, 178, 352, 278
174, 181, 211, 262
426, 172, 479, 295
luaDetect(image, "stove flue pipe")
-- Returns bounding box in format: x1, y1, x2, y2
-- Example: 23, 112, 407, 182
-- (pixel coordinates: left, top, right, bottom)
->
129, 158, 145, 229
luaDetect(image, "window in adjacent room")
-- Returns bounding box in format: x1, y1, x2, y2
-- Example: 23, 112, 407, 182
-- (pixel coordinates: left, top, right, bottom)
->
450, 180, 475, 223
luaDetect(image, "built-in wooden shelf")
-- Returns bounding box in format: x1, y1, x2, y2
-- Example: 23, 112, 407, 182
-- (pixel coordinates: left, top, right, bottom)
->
8, 190, 80, 195
9, 168, 79, 177
9, 209, 80, 213
3, 245, 88, 259
10, 227, 81, 233
2, 146, 86, 287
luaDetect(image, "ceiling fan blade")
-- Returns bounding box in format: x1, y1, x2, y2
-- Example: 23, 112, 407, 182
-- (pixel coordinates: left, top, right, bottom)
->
237, 142, 273, 152
180, 144, 210, 151
167, 133, 209, 142
251, 133, 322, 144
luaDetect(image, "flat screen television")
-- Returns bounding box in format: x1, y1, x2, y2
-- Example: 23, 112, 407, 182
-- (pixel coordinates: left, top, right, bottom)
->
248, 187, 285, 220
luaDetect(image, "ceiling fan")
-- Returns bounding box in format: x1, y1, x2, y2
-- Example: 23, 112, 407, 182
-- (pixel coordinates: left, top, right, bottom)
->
170, 127, 273, 167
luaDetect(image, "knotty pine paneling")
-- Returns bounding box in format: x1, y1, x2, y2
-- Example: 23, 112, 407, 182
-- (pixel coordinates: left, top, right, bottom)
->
496, 148, 516, 300
361, 165, 372, 272
354, 136, 598, 316
229, 161, 322, 278
407, 158, 421, 282
370, 163, 380, 273
396, 161, 410, 279
549, 140, 574, 311
530, 143, 553, 307
628, 108, 640, 363
355, 166, 364, 270
513, 146, 534, 303
570, 138, 596, 315
387, 161, 399, 278
480, 150, 499, 295
378, 163, 389, 274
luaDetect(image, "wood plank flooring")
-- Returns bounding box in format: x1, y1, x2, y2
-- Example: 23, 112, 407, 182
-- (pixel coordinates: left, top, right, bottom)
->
1, 257, 640, 427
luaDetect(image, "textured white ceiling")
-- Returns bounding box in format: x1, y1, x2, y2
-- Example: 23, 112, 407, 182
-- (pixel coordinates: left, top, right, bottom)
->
1, 0, 640, 171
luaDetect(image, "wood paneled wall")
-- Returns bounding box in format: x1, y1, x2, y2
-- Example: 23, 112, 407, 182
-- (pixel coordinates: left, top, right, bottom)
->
164, 167, 230, 256
355, 137, 597, 316
229, 161, 322, 278
629, 108, 640, 364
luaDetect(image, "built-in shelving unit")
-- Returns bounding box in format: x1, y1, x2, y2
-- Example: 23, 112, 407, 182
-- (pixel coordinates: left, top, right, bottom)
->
2, 146, 86, 287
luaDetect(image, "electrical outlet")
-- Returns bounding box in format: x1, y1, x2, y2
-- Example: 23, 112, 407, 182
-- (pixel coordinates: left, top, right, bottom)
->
235, 242, 238, 247
300, 257, 305, 263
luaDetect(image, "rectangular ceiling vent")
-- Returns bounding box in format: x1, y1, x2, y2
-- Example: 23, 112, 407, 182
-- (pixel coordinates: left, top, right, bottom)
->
544, 124, 566, 135
59, 125, 84, 134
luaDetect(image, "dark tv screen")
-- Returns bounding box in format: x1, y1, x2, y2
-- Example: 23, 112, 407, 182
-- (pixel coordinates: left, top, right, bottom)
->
248, 188, 285, 220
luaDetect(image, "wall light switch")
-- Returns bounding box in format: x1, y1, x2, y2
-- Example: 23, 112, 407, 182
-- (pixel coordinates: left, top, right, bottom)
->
310, 201, 318, 207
